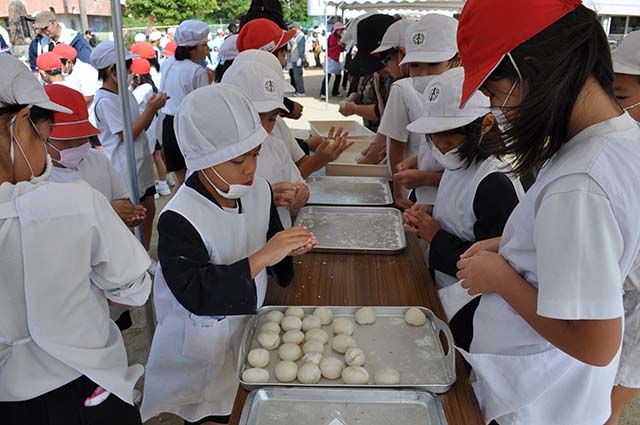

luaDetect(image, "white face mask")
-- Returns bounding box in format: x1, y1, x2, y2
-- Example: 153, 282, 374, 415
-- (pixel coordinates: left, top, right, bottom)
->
412, 75, 436, 94
8, 113, 53, 184
202, 165, 253, 200
624, 100, 640, 113
432, 146, 465, 171
489, 53, 522, 132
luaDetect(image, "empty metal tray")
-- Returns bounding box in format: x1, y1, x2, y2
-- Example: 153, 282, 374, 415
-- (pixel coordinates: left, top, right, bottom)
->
307, 176, 393, 206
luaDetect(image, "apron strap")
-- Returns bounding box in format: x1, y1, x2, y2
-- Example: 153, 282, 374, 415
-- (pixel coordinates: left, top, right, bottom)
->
0, 201, 18, 220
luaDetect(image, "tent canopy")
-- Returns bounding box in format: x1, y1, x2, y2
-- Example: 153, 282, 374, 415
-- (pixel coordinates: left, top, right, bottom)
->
327, 0, 465, 13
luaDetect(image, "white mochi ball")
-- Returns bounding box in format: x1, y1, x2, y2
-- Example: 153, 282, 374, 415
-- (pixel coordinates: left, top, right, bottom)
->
313, 307, 333, 325
261, 321, 281, 334
332, 334, 356, 354
275, 361, 298, 383
355, 307, 376, 325
265, 310, 284, 324
281, 316, 303, 331
344, 347, 365, 366
282, 329, 305, 345
405, 308, 427, 326
302, 340, 325, 354
297, 363, 322, 384
333, 318, 354, 335
302, 352, 323, 365
341, 366, 370, 384
305, 328, 329, 344
285, 306, 305, 319
278, 343, 302, 362
242, 367, 269, 383
302, 315, 322, 331
320, 357, 345, 380
247, 348, 270, 368
374, 367, 400, 385
257, 332, 280, 350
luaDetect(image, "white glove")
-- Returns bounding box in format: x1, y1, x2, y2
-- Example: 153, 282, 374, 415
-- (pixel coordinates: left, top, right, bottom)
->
296, 58, 302, 67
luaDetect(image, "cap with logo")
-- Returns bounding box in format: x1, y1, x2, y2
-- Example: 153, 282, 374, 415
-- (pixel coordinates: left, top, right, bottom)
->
234, 49, 295, 93
90, 40, 138, 70
175, 20, 211, 47
44, 84, 100, 140
0, 54, 71, 113
161, 41, 177, 57
131, 57, 151, 75
236, 18, 296, 53
400, 14, 458, 66
612, 30, 640, 75
372, 19, 414, 55
36, 52, 64, 72
130, 41, 156, 60
52, 43, 77, 61
407, 67, 490, 135
457, 0, 581, 106
34, 10, 56, 30
222, 61, 289, 113
347, 14, 396, 76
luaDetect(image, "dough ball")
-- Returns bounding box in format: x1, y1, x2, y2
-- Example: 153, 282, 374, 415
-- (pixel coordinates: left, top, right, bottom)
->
242, 367, 269, 383
278, 343, 302, 362
265, 310, 284, 324
313, 307, 333, 325
257, 332, 280, 350
305, 328, 329, 344
374, 367, 400, 385
261, 321, 281, 334
341, 366, 370, 384
302, 315, 322, 331
282, 329, 305, 345
355, 307, 376, 325
405, 308, 427, 327
247, 348, 270, 368
302, 340, 325, 354
281, 316, 303, 331
297, 363, 322, 384
344, 347, 365, 366
275, 361, 298, 383
285, 306, 305, 319
332, 334, 356, 354
320, 357, 344, 380
333, 318, 354, 335
302, 352, 323, 365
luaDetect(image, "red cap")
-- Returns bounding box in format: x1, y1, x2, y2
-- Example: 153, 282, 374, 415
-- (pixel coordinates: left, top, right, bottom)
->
36, 52, 63, 72
130, 41, 156, 60
161, 41, 177, 57
52, 43, 77, 61
131, 57, 151, 75
44, 85, 100, 140
457, 0, 581, 106
236, 18, 296, 53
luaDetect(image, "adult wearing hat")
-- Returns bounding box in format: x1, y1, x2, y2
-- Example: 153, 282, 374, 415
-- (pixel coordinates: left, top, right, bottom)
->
455, 1, 640, 424
34, 10, 92, 63
320, 22, 346, 98
0, 53, 150, 425
53, 43, 100, 105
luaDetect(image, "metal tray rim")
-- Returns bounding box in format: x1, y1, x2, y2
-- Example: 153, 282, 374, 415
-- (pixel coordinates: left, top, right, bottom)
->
306, 176, 393, 207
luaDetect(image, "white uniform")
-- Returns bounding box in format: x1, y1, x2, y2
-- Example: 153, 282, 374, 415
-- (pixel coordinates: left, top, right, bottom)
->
93, 88, 155, 196
0, 180, 151, 403
65, 59, 100, 100
141, 178, 271, 422
272, 116, 306, 163
132, 83, 160, 153
256, 135, 306, 228
459, 114, 640, 424
160, 59, 209, 116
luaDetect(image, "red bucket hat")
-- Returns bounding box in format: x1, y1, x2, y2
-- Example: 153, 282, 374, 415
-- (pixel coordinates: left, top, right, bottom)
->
44, 85, 100, 140
161, 41, 177, 57
457, 0, 582, 106
36, 52, 63, 72
236, 18, 296, 53
131, 57, 151, 75
130, 41, 156, 60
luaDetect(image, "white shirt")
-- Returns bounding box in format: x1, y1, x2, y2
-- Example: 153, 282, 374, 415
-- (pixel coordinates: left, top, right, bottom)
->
272, 116, 306, 163
132, 83, 160, 152
48, 150, 131, 200
65, 59, 100, 99
93, 88, 155, 196
378, 78, 424, 159
0, 179, 151, 403
160, 58, 209, 116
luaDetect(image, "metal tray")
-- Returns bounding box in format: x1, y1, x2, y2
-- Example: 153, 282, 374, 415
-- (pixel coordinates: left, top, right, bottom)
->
309, 120, 375, 139
237, 306, 456, 393
307, 176, 393, 206
325, 141, 390, 180
239, 387, 448, 425
293, 206, 406, 254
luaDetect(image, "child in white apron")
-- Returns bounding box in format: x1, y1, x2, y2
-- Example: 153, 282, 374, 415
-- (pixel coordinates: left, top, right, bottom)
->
455, 1, 640, 423
141, 84, 316, 425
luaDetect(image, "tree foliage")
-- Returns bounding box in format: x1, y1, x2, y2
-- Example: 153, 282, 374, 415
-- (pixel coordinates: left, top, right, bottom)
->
126, 0, 218, 24
282, 0, 309, 24
209, 0, 251, 21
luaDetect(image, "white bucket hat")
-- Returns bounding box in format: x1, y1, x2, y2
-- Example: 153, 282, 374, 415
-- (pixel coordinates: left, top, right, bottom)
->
400, 14, 458, 66
218, 34, 239, 63
233, 49, 295, 93
175, 20, 210, 47
613, 30, 640, 75
372, 19, 415, 54
407, 67, 490, 134
174, 84, 268, 171
90, 40, 137, 70
222, 61, 289, 114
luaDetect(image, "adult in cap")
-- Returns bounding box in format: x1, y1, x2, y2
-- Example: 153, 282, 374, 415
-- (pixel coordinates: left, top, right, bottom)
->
0, 52, 150, 425
141, 84, 315, 425
34, 10, 92, 63
52, 42, 100, 104
320, 21, 347, 98
454, 1, 640, 424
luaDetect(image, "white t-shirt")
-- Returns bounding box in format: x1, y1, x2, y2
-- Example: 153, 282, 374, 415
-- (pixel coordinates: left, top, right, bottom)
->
65, 59, 100, 98
132, 83, 159, 152
378, 78, 424, 159
160, 58, 209, 116
48, 150, 131, 201
93, 88, 155, 196
272, 116, 306, 163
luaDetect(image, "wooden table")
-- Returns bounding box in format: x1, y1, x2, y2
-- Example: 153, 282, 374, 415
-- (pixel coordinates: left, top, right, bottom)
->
229, 234, 484, 424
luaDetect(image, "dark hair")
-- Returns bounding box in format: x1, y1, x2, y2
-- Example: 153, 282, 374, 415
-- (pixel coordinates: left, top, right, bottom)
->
214, 59, 234, 83
175, 45, 199, 61
484, 5, 614, 176
239, 0, 286, 30
273, 44, 288, 57
134, 73, 158, 93
44, 69, 62, 76
97, 59, 133, 81
29, 105, 54, 124
149, 56, 160, 72
433, 115, 503, 168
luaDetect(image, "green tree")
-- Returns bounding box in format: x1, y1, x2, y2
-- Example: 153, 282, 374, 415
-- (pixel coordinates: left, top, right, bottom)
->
282, 0, 309, 24
126, 0, 218, 24
209, 0, 251, 21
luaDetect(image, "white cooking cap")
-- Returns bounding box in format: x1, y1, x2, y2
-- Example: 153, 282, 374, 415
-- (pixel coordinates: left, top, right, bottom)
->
174, 84, 268, 171
175, 20, 210, 47
407, 67, 489, 135
134, 33, 146, 42
0, 54, 71, 114
219, 34, 239, 63
400, 13, 458, 66
372, 19, 414, 54
222, 61, 289, 114
149, 31, 162, 42
90, 40, 137, 70
233, 49, 295, 93
613, 30, 640, 75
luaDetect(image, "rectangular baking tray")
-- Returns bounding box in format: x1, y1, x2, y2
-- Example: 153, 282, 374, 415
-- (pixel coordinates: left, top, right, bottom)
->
307, 176, 393, 206
293, 206, 406, 254
325, 141, 390, 180
237, 306, 456, 393
309, 120, 375, 139
239, 387, 448, 425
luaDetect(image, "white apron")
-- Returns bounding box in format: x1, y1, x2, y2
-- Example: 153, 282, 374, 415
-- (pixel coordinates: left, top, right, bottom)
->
459, 115, 640, 424
432, 157, 523, 320
141, 178, 271, 422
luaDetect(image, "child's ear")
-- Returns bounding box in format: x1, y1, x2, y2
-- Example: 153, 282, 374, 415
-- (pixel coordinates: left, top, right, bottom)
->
481, 113, 496, 136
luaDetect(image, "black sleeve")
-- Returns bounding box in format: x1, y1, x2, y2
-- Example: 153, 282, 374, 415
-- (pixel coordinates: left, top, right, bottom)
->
283, 97, 294, 112
429, 172, 519, 277
266, 185, 295, 288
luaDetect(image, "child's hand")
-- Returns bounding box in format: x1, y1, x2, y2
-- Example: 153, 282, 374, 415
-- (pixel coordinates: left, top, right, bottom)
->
314, 128, 354, 164
272, 182, 298, 207
394, 195, 414, 210
290, 183, 309, 216
457, 250, 514, 295
403, 206, 441, 242
147, 92, 169, 112
339, 101, 356, 117
260, 227, 316, 266
111, 199, 146, 227
461, 237, 502, 259
393, 169, 424, 189
396, 155, 418, 172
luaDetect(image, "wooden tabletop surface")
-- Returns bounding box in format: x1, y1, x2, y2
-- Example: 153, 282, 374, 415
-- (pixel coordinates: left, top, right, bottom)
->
229, 234, 484, 424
